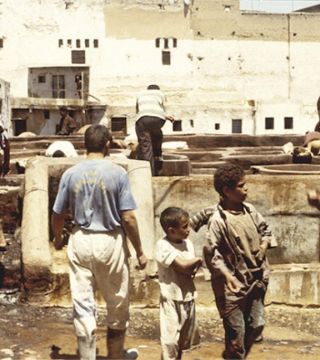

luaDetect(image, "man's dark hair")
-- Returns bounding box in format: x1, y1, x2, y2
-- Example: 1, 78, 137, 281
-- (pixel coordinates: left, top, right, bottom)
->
84, 125, 111, 153
52, 150, 66, 158
147, 84, 160, 90
59, 106, 68, 113
213, 164, 245, 197
160, 207, 189, 233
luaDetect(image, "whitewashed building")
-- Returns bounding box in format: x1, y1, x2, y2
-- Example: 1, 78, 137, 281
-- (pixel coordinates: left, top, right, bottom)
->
0, 0, 319, 136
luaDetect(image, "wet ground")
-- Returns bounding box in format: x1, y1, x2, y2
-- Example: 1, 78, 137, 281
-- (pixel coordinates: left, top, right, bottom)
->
0, 298, 320, 360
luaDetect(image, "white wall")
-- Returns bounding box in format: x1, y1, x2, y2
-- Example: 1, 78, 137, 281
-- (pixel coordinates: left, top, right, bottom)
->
0, 0, 319, 135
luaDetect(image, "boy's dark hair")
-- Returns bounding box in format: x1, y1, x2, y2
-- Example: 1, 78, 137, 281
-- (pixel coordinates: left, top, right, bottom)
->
214, 164, 245, 197
160, 207, 189, 233
147, 84, 160, 90
84, 125, 111, 153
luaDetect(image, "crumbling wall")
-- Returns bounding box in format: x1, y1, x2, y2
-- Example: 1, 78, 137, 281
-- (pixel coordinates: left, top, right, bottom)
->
0, 79, 11, 135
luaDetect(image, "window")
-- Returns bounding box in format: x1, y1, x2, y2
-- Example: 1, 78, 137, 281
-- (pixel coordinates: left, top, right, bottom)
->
93, 39, 99, 48
52, 75, 65, 98
111, 117, 127, 133
76, 39, 81, 48
190, 119, 194, 127
71, 50, 86, 64
284, 117, 293, 129
162, 51, 171, 65
215, 123, 220, 130
232, 119, 242, 134
38, 75, 46, 83
172, 38, 177, 48
13, 118, 27, 136
164, 38, 169, 49
43, 110, 50, 119
67, 39, 72, 47
155, 38, 160, 48
265, 117, 274, 130
85, 39, 90, 48
173, 120, 182, 131
0, 38, 3, 48
58, 39, 63, 48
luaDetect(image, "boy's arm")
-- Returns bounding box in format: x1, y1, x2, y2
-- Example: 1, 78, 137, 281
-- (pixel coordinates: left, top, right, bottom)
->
249, 206, 277, 262
249, 204, 277, 248
171, 256, 203, 276
190, 207, 215, 232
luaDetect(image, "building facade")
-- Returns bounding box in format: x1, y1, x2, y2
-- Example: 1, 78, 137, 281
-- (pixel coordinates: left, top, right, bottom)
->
0, 0, 319, 135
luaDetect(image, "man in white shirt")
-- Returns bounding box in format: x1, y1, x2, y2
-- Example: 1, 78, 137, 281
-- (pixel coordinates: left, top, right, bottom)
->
135, 85, 174, 175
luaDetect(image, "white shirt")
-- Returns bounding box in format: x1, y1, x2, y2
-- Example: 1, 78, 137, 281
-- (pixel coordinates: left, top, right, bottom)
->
156, 237, 197, 302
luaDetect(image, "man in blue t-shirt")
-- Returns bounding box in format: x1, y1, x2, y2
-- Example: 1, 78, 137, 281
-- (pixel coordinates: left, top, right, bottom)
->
52, 124, 147, 360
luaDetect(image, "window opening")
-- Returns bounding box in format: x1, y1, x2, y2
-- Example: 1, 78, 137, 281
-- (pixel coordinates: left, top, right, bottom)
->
284, 117, 293, 129
38, 75, 46, 83
162, 51, 171, 65
44, 110, 50, 119
111, 117, 127, 133
265, 117, 274, 130
71, 50, 86, 64
52, 75, 65, 98
173, 120, 182, 131
232, 119, 242, 134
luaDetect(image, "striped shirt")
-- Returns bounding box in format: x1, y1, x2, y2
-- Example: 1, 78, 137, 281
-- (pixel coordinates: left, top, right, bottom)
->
136, 89, 166, 121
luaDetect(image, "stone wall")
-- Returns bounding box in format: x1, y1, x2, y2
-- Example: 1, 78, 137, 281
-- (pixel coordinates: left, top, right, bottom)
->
12, 156, 320, 306
153, 174, 320, 264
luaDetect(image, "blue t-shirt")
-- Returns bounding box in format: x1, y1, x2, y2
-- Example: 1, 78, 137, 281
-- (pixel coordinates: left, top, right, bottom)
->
53, 159, 137, 232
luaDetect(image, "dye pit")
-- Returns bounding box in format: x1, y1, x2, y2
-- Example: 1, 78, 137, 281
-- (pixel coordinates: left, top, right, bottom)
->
0, 299, 319, 360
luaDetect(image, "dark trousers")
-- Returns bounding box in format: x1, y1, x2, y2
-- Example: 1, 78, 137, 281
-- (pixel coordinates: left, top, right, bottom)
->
135, 116, 165, 176
222, 286, 266, 360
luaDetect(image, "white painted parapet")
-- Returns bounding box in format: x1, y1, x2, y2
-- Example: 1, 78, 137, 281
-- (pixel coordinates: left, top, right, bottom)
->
125, 159, 155, 259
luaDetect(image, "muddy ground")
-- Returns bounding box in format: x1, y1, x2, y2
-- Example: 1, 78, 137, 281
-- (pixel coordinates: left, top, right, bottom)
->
0, 294, 320, 360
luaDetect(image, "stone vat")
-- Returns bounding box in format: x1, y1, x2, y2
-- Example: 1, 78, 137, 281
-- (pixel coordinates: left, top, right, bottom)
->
251, 164, 320, 175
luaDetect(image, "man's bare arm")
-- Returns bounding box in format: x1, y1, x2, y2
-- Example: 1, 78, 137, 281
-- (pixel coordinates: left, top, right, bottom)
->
121, 210, 147, 269
51, 211, 66, 250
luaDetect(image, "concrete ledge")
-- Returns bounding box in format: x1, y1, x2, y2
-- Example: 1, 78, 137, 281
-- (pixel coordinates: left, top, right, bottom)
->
267, 264, 320, 306
29, 262, 320, 308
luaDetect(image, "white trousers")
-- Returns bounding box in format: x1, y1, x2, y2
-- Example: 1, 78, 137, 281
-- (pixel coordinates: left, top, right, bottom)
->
67, 227, 130, 337
160, 298, 200, 360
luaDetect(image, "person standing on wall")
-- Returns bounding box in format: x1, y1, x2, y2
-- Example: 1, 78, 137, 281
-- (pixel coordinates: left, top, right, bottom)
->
135, 85, 174, 176
56, 106, 78, 135
0, 124, 10, 177
0, 124, 10, 250
51, 124, 147, 359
